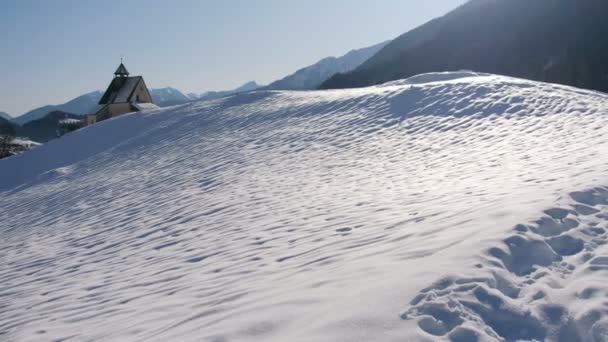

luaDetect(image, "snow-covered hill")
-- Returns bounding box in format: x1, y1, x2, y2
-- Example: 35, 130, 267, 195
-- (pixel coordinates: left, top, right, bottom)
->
2, 72, 608, 341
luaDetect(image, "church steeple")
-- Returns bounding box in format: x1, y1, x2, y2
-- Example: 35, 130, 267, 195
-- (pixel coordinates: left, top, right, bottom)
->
114, 59, 130, 78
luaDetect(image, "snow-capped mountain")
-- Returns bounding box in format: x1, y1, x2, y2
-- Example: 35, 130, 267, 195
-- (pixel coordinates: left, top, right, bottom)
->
0, 111, 12, 121
13, 84, 265, 128
14, 91, 103, 125
13, 88, 194, 126
263, 40, 390, 90
3, 72, 608, 341
149, 87, 192, 107
187, 81, 262, 101
234, 80, 261, 92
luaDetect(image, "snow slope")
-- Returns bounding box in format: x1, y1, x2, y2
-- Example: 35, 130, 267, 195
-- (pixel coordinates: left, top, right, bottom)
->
2, 72, 608, 341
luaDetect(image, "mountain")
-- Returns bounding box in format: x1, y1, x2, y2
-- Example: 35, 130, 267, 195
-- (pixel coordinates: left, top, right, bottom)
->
264, 40, 390, 90
188, 81, 262, 101
11, 82, 261, 133
0, 112, 12, 121
322, 0, 608, 91
14, 91, 103, 125
3, 72, 608, 341
14, 88, 196, 126
16, 111, 81, 142
0, 116, 17, 136
150, 87, 192, 107
233, 80, 260, 93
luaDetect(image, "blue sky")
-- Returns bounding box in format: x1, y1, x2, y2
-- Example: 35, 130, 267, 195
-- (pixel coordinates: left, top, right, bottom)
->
0, 0, 466, 115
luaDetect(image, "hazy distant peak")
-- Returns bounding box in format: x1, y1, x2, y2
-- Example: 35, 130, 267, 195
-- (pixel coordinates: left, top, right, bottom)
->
235, 81, 260, 93
14, 90, 104, 125
149, 87, 191, 106
263, 40, 391, 91
188, 81, 262, 101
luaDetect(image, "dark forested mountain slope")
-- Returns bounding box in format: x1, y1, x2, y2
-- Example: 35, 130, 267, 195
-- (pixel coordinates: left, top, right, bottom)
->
0, 116, 17, 136
17, 111, 81, 143
322, 0, 608, 91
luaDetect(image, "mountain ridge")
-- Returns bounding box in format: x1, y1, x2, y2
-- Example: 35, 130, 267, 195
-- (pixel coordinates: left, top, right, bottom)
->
321, 0, 608, 91
187, 81, 262, 101
14, 91, 103, 125
0, 112, 12, 121
13, 81, 265, 126
17, 111, 81, 142
12, 39, 389, 125
0, 116, 17, 136
263, 40, 390, 91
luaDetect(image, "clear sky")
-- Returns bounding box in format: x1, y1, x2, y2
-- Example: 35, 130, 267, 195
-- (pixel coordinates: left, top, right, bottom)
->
0, 0, 466, 115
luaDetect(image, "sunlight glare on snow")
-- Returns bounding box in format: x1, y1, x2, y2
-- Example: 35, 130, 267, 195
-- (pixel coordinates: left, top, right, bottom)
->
2, 72, 608, 341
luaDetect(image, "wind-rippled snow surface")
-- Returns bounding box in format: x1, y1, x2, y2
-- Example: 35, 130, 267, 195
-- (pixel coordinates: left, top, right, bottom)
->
2, 72, 608, 341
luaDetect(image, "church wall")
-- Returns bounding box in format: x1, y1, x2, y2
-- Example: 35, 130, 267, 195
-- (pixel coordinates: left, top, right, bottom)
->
96, 103, 134, 122
133, 80, 153, 103
84, 114, 97, 126
108, 103, 133, 117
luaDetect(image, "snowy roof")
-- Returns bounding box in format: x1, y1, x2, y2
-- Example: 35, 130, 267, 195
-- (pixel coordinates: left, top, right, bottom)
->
132, 103, 160, 111
99, 76, 144, 104
59, 118, 82, 125
115, 77, 142, 103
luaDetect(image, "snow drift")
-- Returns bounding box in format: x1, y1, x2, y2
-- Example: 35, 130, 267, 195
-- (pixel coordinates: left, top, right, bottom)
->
2, 72, 608, 341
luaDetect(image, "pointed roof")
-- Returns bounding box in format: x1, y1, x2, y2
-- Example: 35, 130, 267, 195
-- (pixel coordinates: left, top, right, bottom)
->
99, 76, 146, 104
98, 62, 154, 106
114, 63, 130, 77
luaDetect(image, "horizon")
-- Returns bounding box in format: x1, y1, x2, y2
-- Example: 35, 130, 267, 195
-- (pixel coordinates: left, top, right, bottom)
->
0, 0, 466, 116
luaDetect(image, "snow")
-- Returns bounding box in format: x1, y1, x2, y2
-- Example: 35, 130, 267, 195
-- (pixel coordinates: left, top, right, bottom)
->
149, 87, 191, 104
132, 102, 161, 111
382, 70, 488, 86
58, 118, 82, 125
9, 137, 41, 147
2, 72, 608, 341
